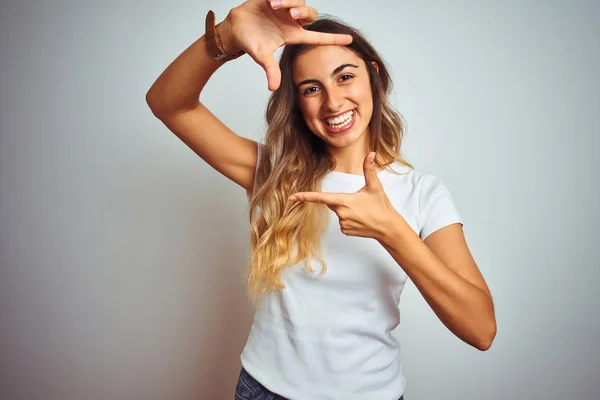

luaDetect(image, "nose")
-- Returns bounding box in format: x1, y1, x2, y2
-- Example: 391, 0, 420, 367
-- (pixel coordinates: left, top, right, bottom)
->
323, 86, 344, 113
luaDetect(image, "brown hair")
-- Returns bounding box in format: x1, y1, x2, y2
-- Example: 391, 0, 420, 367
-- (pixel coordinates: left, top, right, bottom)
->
246, 17, 413, 308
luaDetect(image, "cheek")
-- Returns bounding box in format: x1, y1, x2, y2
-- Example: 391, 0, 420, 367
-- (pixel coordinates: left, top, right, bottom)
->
359, 82, 374, 104
346, 83, 373, 112
359, 88, 374, 115
299, 102, 322, 125
305, 101, 321, 118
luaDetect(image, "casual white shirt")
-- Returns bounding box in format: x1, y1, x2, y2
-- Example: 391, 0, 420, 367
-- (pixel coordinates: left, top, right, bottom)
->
241, 145, 463, 400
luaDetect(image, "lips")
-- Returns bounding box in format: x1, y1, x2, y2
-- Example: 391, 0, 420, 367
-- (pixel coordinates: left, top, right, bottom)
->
323, 109, 354, 123
322, 109, 356, 134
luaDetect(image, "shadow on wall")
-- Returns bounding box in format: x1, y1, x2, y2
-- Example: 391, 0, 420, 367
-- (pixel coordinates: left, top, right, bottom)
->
162, 167, 256, 399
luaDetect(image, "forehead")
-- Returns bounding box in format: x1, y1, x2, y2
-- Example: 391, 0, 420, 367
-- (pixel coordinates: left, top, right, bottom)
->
292, 46, 364, 80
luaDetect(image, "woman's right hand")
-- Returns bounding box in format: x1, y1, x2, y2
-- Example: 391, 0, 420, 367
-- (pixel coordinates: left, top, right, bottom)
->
217, 0, 353, 91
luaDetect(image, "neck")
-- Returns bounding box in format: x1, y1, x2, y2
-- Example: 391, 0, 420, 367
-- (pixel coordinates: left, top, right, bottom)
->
327, 131, 372, 175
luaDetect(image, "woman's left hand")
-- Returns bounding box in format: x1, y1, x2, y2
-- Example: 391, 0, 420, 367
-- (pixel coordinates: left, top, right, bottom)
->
290, 152, 400, 241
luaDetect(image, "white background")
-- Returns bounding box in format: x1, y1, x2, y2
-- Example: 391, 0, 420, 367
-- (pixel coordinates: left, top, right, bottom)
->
1, 0, 599, 399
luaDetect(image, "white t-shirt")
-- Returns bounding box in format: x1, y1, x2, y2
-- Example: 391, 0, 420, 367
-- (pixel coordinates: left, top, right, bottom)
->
241, 144, 463, 400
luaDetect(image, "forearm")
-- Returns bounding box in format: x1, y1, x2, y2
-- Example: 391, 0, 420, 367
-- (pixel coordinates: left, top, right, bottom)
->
378, 214, 495, 351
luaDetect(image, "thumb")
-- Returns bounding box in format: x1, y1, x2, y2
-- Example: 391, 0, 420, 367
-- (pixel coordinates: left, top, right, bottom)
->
250, 50, 281, 91
363, 151, 380, 189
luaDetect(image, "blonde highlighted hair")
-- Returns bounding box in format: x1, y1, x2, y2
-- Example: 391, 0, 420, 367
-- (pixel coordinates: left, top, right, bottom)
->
246, 17, 413, 309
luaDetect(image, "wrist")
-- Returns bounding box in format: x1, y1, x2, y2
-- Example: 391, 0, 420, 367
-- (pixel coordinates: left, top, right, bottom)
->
204, 9, 245, 62
217, 16, 242, 56
376, 210, 413, 246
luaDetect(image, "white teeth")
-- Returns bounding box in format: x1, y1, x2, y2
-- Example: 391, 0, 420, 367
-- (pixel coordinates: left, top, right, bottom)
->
325, 110, 354, 127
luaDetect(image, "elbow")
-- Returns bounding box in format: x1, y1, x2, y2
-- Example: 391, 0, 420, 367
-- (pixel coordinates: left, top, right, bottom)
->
145, 89, 164, 118
474, 318, 497, 352
145, 89, 199, 119
145, 86, 174, 119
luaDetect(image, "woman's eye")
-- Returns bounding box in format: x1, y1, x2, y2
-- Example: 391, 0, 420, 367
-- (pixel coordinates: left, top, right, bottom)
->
339, 74, 354, 82
303, 86, 319, 96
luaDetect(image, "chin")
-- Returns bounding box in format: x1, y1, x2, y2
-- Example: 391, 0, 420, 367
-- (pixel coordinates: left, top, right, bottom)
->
322, 130, 364, 148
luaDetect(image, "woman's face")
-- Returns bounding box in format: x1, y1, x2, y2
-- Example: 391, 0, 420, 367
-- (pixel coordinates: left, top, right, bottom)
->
292, 46, 374, 151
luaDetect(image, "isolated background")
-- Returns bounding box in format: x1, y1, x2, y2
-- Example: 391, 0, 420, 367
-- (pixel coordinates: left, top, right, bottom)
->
1, 0, 599, 399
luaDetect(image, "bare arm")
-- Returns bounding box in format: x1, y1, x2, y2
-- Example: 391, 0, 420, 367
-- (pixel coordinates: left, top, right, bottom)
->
379, 220, 496, 351
289, 154, 496, 351
145, 0, 353, 193
145, 23, 258, 192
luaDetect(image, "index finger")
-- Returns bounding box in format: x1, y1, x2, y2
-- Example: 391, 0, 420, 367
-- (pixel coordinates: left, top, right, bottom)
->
290, 192, 346, 206
291, 30, 353, 46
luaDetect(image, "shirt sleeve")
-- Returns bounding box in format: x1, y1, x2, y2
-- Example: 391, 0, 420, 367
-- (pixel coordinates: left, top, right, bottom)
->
418, 174, 463, 240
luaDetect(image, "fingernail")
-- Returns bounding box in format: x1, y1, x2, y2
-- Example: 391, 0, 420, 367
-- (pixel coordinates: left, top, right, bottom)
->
290, 196, 297, 201
290, 9, 299, 18
270, 0, 282, 8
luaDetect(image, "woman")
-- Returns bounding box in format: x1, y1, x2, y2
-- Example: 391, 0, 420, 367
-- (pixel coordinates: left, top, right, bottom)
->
146, 0, 497, 399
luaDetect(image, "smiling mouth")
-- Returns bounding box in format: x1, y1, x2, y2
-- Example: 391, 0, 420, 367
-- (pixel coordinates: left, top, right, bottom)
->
322, 109, 356, 133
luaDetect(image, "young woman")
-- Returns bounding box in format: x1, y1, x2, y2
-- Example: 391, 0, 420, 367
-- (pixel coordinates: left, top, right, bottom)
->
146, 0, 496, 399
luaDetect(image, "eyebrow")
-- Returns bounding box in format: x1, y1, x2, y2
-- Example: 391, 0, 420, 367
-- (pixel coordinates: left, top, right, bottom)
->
296, 63, 360, 89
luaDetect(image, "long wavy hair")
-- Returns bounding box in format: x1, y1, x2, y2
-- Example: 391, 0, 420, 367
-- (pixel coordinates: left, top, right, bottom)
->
246, 17, 413, 309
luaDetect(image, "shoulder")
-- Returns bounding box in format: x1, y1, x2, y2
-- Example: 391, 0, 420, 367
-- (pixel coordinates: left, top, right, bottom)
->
382, 162, 446, 193
386, 164, 463, 239
382, 163, 458, 214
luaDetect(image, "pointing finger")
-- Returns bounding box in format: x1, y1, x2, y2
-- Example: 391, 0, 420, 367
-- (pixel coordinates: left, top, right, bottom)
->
289, 192, 347, 206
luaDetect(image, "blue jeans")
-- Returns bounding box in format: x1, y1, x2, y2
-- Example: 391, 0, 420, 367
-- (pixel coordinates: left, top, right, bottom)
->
235, 367, 405, 400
